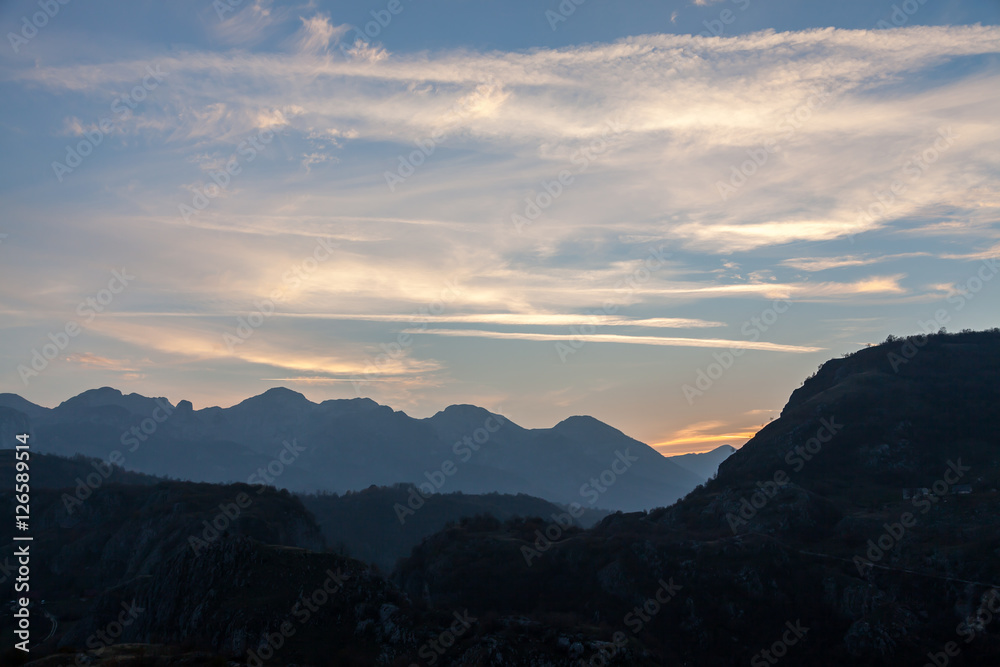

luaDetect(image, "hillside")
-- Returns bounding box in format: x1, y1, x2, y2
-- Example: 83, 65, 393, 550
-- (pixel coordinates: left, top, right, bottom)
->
392, 330, 1000, 665
300, 484, 610, 572
0, 455, 639, 666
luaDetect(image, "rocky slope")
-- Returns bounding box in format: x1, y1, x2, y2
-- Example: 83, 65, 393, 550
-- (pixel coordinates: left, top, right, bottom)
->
392, 330, 1000, 665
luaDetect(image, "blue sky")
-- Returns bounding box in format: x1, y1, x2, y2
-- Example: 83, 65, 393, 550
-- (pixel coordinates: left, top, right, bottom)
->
1, 0, 998, 454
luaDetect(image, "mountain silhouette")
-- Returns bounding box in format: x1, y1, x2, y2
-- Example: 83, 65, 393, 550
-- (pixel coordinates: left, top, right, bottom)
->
0, 388, 703, 512
668, 444, 737, 481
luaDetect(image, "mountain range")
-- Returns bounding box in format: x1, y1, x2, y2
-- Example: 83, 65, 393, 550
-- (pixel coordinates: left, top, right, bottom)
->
0, 388, 727, 512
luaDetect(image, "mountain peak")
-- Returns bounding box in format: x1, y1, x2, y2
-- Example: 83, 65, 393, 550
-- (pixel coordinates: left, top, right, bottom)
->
55, 387, 172, 415
0, 393, 50, 419
238, 387, 313, 407
551, 414, 620, 435
78, 386, 123, 399
261, 386, 309, 400
434, 404, 494, 419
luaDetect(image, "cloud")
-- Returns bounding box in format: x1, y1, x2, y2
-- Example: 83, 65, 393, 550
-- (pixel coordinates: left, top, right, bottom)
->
82, 317, 443, 381
214, 0, 282, 46
65, 353, 140, 372
264, 313, 726, 328
403, 328, 824, 353
781, 253, 930, 271
652, 418, 757, 455
344, 39, 390, 63
294, 14, 350, 55
940, 242, 1000, 262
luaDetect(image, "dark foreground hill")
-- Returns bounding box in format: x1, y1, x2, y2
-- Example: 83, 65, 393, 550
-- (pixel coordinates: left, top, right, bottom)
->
0, 454, 638, 666
300, 484, 609, 572
0, 390, 703, 512
393, 329, 1000, 665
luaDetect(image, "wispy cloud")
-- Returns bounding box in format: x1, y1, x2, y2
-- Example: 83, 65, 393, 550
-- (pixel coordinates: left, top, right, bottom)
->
403, 329, 824, 352
293, 14, 350, 55
781, 253, 931, 271
65, 353, 141, 372
653, 418, 757, 455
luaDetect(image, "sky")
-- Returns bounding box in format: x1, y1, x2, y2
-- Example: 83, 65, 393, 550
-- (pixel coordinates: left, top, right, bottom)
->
1, 0, 998, 456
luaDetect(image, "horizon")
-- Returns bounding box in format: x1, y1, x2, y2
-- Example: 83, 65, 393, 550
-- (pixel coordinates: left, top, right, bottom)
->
2, 0, 998, 457
1, 383, 743, 456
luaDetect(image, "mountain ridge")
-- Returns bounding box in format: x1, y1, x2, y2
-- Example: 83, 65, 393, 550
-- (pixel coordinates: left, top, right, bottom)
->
0, 388, 705, 512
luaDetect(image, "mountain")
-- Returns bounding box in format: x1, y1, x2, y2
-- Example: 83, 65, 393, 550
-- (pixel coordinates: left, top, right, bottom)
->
0, 393, 49, 420
393, 329, 1000, 665
667, 444, 737, 481
0, 452, 640, 666
0, 449, 163, 490
0, 388, 704, 512
300, 484, 610, 572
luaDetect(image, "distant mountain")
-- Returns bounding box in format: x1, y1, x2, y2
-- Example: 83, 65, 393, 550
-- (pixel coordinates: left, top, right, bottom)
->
667, 444, 737, 481
0, 392, 50, 420
0, 387, 704, 512
300, 485, 610, 572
